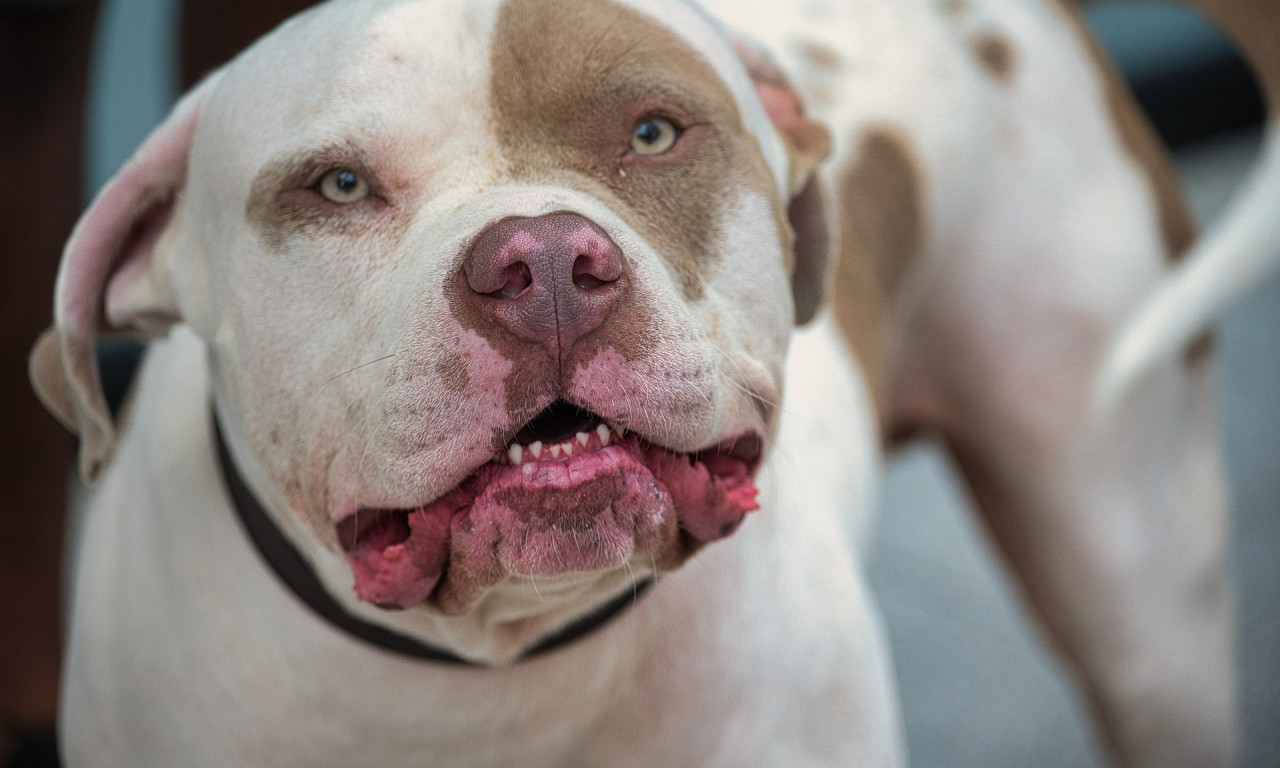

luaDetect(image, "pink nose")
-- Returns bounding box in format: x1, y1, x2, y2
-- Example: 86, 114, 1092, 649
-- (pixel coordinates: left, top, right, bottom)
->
462, 212, 626, 354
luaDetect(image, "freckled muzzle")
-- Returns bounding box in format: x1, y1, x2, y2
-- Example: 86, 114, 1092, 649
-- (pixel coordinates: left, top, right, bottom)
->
337, 402, 762, 615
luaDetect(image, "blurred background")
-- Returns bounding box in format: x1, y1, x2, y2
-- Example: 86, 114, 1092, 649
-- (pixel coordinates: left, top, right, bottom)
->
48, 0, 1280, 765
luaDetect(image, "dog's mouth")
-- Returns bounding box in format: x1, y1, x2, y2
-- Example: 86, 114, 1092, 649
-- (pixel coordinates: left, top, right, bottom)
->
337, 400, 763, 613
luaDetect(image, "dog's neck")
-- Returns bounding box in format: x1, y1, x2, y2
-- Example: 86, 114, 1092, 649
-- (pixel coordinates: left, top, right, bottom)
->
213, 416, 655, 666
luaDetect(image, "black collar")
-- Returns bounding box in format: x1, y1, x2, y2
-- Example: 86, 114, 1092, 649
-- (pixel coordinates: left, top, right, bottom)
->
213, 417, 653, 665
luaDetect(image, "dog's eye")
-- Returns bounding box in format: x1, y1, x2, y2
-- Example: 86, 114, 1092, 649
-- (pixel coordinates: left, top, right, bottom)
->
629, 117, 679, 156
317, 168, 371, 204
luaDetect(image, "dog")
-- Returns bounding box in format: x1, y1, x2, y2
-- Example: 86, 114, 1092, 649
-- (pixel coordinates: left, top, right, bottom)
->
28, 0, 1280, 765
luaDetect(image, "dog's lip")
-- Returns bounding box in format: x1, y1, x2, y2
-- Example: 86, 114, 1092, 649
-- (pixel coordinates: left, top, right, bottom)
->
334, 415, 765, 610
336, 426, 765, 536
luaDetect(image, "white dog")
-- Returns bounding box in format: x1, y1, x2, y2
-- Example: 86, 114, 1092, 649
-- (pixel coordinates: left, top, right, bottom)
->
29, 0, 1279, 766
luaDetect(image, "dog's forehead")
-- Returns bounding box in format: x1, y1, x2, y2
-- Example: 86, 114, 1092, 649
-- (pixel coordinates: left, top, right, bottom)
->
490, 0, 785, 182
206, 0, 786, 192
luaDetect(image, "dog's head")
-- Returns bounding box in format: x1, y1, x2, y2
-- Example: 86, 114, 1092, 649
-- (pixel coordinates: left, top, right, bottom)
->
31, 0, 831, 660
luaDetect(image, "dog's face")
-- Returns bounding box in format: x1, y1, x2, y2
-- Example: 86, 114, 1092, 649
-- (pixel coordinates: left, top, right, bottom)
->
35, 0, 830, 644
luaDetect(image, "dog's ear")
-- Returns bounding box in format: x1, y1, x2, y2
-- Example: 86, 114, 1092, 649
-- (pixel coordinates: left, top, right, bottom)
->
28, 77, 217, 482
733, 39, 834, 326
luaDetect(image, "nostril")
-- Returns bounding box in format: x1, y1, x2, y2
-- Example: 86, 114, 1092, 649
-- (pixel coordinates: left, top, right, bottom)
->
572, 273, 608, 291
491, 262, 533, 299
572, 255, 611, 291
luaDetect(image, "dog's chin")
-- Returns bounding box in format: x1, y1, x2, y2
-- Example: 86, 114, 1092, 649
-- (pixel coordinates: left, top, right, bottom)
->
336, 404, 763, 616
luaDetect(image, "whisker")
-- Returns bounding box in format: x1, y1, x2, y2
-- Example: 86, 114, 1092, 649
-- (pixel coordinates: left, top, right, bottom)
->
322, 353, 397, 387
530, 574, 549, 607
622, 558, 639, 603
702, 337, 789, 417
355, 386, 393, 480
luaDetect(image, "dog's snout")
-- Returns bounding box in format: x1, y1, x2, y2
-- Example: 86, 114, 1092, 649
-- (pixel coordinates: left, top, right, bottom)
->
462, 212, 625, 353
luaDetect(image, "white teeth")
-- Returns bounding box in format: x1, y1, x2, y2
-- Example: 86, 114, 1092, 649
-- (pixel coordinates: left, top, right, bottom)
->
504, 425, 623, 465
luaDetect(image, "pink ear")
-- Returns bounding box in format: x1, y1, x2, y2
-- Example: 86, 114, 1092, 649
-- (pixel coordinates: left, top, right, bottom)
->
731, 40, 832, 192
730, 38, 834, 325
31, 78, 217, 482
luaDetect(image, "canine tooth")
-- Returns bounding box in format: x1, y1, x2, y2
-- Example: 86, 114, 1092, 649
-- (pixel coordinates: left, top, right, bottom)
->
596, 424, 611, 446
529, 441, 543, 459
576, 432, 590, 447
550, 444, 562, 459
507, 444, 523, 465
610, 423, 625, 437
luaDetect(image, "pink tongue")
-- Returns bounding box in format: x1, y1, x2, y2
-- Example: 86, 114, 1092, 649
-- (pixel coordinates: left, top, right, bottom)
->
344, 439, 759, 609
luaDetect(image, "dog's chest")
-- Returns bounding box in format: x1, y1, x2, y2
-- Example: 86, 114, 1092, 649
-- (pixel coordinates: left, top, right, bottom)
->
61, 323, 884, 767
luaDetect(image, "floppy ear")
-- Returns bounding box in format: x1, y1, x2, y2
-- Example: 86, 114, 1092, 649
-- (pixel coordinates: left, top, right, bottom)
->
28, 77, 217, 482
732, 39, 834, 325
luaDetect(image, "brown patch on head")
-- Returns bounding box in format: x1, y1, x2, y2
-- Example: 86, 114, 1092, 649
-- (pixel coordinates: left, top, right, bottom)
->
488, 0, 762, 300
943, 0, 969, 15
834, 129, 925, 410
1054, 1, 1197, 262
245, 141, 413, 252
972, 32, 1017, 82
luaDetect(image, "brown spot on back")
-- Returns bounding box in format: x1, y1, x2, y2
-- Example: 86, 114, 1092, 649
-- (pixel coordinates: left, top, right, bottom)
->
799, 41, 842, 71
488, 0, 761, 300
972, 32, 1017, 82
834, 129, 925, 410
1184, 329, 1216, 369
1055, 1, 1198, 262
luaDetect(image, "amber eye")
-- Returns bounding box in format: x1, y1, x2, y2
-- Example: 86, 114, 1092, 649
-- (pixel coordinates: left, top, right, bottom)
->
317, 168, 371, 204
629, 117, 679, 156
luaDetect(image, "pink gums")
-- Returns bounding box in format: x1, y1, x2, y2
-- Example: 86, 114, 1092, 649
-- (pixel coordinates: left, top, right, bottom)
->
342, 436, 759, 610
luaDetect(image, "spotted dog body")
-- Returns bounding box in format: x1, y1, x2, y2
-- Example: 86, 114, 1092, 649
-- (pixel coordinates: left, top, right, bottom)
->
708, 0, 1280, 765
30, 0, 1280, 765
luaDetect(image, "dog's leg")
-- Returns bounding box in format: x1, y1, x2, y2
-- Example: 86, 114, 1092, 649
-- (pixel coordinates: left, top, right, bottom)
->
926, 327, 1234, 768
866, 8, 1237, 763
883, 107, 1235, 768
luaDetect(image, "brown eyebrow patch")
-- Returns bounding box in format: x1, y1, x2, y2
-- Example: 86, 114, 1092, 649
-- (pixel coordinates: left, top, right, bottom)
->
488, 0, 757, 300
244, 142, 409, 251
972, 32, 1017, 82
